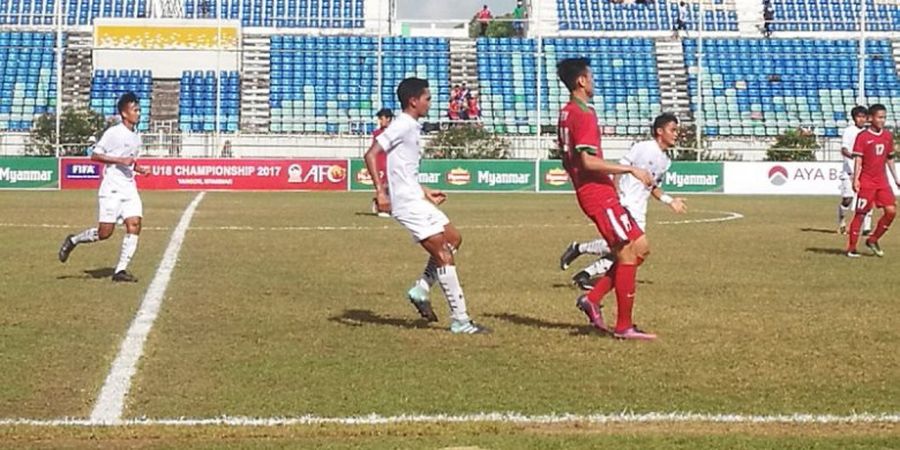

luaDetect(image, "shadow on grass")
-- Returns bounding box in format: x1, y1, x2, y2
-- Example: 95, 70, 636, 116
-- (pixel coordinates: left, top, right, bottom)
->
486, 313, 598, 336
329, 309, 433, 330
804, 247, 852, 256
800, 227, 837, 234
57, 267, 115, 280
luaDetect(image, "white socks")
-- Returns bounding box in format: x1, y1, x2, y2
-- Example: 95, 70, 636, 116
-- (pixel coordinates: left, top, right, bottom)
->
71, 228, 99, 244
578, 239, 611, 256
436, 265, 470, 323
584, 258, 614, 277
115, 234, 139, 273
863, 211, 873, 232
838, 203, 850, 222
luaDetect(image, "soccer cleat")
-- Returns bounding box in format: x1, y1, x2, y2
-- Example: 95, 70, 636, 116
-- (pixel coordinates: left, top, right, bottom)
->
559, 242, 582, 270
371, 199, 390, 218
58, 234, 76, 263
572, 270, 595, 291
575, 295, 609, 333
846, 250, 861, 258
407, 285, 438, 322
865, 241, 884, 257
613, 325, 657, 341
112, 270, 138, 283
450, 319, 492, 334
838, 222, 847, 235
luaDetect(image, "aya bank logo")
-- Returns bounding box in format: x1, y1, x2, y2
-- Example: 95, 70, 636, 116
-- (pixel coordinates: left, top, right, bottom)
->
768, 165, 789, 186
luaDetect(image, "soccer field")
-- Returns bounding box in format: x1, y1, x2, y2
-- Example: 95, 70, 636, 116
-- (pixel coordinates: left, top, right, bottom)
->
0, 190, 897, 448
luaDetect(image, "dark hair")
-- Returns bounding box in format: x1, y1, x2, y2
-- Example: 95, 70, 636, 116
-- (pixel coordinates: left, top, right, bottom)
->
397, 77, 429, 109
868, 104, 887, 116
850, 106, 868, 118
117, 91, 139, 114
556, 58, 590, 93
375, 108, 394, 119
652, 113, 679, 137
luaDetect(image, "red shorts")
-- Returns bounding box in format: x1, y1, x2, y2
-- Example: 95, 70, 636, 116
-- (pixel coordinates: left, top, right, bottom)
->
578, 193, 644, 248
855, 185, 896, 213
375, 150, 388, 185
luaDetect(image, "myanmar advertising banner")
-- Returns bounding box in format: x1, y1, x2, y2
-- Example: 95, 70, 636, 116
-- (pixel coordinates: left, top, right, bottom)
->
349, 159, 536, 192
538, 160, 724, 193
0, 157, 58, 189
60, 158, 348, 191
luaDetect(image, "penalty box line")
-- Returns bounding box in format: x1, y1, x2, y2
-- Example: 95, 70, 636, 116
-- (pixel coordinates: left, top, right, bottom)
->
0, 412, 897, 427
89, 192, 207, 425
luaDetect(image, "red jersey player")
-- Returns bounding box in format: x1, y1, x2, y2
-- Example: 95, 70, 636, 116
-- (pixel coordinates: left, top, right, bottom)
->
847, 104, 899, 257
556, 58, 656, 340
370, 108, 394, 218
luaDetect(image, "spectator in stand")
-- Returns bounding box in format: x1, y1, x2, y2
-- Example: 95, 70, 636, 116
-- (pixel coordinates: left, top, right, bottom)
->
513, 1, 527, 38
476, 5, 493, 37
451, 84, 461, 103
449, 98, 461, 121
763, 0, 774, 38
459, 83, 471, 102
467, 95, 480, 121
673, 2, 688, 39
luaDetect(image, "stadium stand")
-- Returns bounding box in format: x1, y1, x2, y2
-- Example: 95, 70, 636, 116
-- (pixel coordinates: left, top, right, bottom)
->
770, 0, 900, 32
556, 0, 738, 32
684, 38, 900, 137
477, 37, 661, 135
183, 0, 365, 28
179, 70, 240, 132
0, 31, 58, 131
90, 68, 151, 131
269, 35, 448, 134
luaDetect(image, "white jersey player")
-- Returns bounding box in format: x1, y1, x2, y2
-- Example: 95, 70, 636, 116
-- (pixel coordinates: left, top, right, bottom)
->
364, 77, 489, 334
838, 106, 872, 235
559, 113, 687, 289
58, 92, 150, 282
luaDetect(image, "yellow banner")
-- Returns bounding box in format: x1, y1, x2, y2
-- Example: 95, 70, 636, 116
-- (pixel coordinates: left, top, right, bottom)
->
95, 25, 239, 50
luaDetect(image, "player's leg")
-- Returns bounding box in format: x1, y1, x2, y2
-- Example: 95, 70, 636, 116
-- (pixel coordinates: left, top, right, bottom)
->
112, 195, 143, 282
838, 177, 854, 234
864, 190, 896, 257
58, 193, 121, 262
406, 223, 461, 320
572, 256, 614, 290
419, 228, 489, 334
612, 234, 656, 340
560, 238, 611, 270
862, 210, 874, 235
846, 190, 874, 257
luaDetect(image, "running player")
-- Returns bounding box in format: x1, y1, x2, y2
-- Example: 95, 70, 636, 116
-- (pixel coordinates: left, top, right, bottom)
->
556, 58, 656, 340
838, 106, 872, 235
560, 113, 688, 289
364, 77, 489, 334
846, 104, 899, 257
369, 108, 394, 218
58, 92, 149, 282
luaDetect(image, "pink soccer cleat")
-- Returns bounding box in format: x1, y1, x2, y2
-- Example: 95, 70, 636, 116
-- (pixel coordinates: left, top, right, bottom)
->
614, 325, 657, 341
575, 295, 610, 334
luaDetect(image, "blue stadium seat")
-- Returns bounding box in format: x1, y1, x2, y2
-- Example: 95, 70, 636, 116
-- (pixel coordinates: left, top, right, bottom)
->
771, 1, 900, 32
0, 31, 58, 131
90, 68, 151, 131
556, 0, 738, 33
178, 70, 241, 133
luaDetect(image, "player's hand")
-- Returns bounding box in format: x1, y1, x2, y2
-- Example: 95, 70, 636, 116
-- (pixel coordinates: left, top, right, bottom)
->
134, 165, 151, 176
852, 179, 860, 193
669, 197, 688, 214
120, 157, 136, 167
630, 168, 654, 187
426, 189, 447, 205
375, 191, 391, 213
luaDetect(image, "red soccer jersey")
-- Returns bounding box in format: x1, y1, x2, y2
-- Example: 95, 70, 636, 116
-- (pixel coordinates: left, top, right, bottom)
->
557, 98, 616, 196
372, 127, 388, 184
852, 128, 895, 189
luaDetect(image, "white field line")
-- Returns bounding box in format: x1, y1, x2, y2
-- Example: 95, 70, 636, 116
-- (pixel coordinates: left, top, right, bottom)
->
0, 210, 744, 233
89, 192, 207, 425
0, 412, 897, 427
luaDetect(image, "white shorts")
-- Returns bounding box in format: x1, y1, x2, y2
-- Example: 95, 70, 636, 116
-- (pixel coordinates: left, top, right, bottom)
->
98, 190, 143, 224
839, 174, 854, 199
392, 199, 450, 243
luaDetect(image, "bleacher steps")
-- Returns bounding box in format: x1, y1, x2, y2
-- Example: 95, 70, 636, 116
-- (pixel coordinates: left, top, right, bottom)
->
240, 35, 271, 133
60, 31, 92, 111
449, 38, 479, 94
655, 38, 693, 123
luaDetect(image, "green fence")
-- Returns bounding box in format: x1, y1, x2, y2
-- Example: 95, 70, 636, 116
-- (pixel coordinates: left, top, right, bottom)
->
538, 160, 723, 193
350, 159, 537, 192
0, 157, 59, 189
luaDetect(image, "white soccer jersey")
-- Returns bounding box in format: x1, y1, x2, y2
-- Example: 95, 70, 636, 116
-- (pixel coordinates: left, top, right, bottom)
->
618, 140, 671, 227
841, 124, 864, 175
376, 112, 425, 211
94, 123, 142, 194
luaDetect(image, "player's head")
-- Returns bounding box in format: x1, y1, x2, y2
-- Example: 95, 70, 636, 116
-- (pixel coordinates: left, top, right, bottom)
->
557, 57, 593, 98
652, 113, 680, 149
117, 91, 140, 128
375, 108, 394, 128
850, 105, 869, 127
397, 77, 431, 118
868, 104, 887, 130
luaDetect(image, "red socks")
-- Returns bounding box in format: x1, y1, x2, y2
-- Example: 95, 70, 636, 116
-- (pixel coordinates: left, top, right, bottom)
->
847, 212, 865, 251
867, 210, 896, 244
586, 264, 616, 305
613, 263, 637, 333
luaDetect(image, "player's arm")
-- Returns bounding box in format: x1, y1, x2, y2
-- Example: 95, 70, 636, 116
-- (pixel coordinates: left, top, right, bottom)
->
422, 185, 446, 205
886, 143, 899, 187
840, 129, 855, 159
364, 140, 390, 212
578, 151, 653, 187
851, 134, 864, 192
651, 186, 687, 213
90, 149, 134, 167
